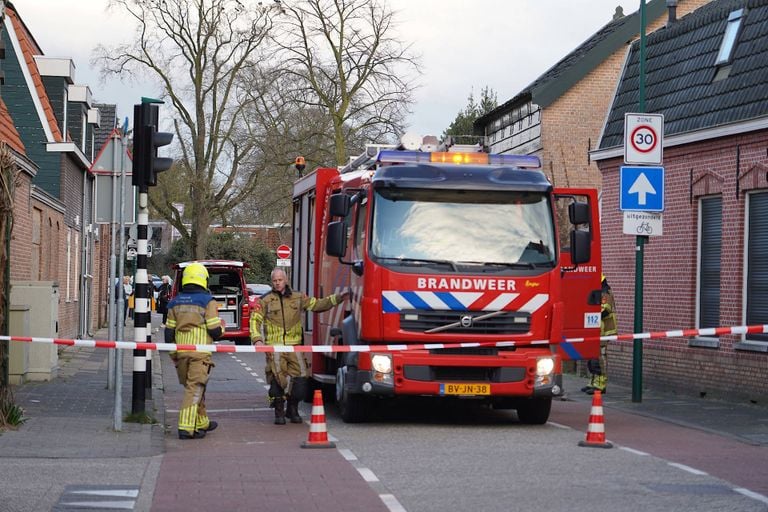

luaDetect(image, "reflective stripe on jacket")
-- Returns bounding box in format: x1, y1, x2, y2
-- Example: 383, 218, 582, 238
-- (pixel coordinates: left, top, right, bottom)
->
166, 290, 221, 351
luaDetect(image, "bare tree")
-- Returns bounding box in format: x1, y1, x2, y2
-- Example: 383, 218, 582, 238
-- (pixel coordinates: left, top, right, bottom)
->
274, 0, 420, 166
0, 142, 22, 428
94, 0, 278, 258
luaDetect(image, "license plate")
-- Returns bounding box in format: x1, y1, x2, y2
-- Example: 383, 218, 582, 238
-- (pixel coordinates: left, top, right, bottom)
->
440, 383, 491, 396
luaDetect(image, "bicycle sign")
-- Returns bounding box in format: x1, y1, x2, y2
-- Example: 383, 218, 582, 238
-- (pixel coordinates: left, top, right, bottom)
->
624, 113, 663, 165
623, 211, 662, 237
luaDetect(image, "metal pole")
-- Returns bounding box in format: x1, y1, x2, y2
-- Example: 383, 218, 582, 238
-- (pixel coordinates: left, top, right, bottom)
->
632, 0, 648, 403
108, 131, 119, 391
115, 132, 129, 431
132, 190, 149, 415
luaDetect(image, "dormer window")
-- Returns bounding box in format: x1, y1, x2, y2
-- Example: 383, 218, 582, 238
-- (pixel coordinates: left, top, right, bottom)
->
715, 8, 744, 65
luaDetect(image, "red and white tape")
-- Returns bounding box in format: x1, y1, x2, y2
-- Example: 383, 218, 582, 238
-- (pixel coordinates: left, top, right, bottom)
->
1, 324, 766, 353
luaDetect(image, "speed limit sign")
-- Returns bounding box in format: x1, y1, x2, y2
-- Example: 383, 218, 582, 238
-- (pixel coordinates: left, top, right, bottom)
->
624, 113, 664, 165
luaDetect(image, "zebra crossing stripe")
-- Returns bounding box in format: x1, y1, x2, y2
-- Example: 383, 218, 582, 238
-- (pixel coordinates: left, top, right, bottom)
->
55, 486, 139, 510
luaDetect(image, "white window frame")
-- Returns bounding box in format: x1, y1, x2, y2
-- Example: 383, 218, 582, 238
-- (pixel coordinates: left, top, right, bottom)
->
715, 9, 744, 65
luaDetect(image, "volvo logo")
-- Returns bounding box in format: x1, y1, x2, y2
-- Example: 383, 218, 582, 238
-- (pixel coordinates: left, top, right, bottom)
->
460, 315, 473, 328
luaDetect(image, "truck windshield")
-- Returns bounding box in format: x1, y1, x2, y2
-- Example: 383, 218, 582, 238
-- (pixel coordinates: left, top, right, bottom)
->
371, 188, 556, 268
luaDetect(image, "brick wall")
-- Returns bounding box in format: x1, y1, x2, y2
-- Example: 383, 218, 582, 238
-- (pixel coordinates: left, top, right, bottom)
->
541, 0, 712, 189
600, 130, 768, 403
541, 50, 627, 189
10, 168, 33, 281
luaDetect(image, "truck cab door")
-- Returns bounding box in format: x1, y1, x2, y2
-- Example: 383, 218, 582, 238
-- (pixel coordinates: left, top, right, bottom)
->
554, 188, 602, 361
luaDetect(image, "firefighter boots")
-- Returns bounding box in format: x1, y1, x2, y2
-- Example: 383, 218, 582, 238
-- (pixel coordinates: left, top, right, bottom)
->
274, 398, 286, 425
178, 429, 206, 440
286, 398, 303, 424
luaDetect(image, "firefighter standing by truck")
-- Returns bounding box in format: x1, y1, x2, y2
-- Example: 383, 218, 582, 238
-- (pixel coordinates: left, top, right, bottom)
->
250, 268, 348, 425
165, 262, 224, 439
583, 274, 618, 395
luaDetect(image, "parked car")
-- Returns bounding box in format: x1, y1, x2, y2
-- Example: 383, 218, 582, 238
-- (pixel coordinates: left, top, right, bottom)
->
246, 283, 271, 296
150, 274, 163, 301
246, 283, 272, 313
171, 260, 251, 345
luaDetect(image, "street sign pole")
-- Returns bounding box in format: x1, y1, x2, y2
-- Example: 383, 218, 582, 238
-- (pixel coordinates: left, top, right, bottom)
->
634, 0, 648, 403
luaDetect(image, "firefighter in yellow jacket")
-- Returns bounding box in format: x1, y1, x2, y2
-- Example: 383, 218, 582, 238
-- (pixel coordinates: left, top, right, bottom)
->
165, 262, 224, 439
250, 268, 348, 424
583, 274, 618, 395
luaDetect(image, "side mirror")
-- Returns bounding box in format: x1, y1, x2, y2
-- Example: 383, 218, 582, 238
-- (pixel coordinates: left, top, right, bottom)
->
568, 201, 590, 226
329, 194, 350, 217
570, 229, 591, 264
326, 221, 347, 257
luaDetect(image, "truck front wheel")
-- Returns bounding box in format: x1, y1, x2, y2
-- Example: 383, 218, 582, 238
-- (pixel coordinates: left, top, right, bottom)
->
335, 365, 369, 423
516, 397, 552, 425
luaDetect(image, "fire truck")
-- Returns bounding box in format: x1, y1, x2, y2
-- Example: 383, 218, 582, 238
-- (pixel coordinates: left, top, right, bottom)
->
291, 135, 602, 423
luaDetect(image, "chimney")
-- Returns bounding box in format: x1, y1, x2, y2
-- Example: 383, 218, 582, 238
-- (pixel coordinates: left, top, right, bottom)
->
667, 0, 678, 23
613, 6, 624, 21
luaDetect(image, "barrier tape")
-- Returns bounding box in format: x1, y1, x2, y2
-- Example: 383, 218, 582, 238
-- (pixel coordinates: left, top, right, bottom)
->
1, 324, 766, 353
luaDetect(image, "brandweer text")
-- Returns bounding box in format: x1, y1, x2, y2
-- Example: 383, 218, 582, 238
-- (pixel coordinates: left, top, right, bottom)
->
417, 278, 517, 291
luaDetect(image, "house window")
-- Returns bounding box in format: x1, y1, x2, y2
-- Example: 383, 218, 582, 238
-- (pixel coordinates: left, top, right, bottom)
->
32, 208, 42, 279
66, 228, 72, 302
715, 9, 744, 65
694, 196, 722, 347
81, 110, 87, 153
744, 191, 768, 344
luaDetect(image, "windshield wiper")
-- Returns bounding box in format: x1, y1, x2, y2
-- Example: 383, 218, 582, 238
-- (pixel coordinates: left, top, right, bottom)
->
481, 261, 538, 270
377, 257, 459, 272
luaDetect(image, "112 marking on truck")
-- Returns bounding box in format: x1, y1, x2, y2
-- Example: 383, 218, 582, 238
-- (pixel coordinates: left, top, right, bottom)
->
291, 134, 602, 424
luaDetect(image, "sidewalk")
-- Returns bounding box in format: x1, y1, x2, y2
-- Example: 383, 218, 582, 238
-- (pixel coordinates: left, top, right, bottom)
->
0, 316, 387, 512
2, 327, 767, 511
0, 320, 166, 511
560, 372, 768, 446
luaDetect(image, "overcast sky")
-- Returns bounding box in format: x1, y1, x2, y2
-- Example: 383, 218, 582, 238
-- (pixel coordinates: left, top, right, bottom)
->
16, 0, 635, 137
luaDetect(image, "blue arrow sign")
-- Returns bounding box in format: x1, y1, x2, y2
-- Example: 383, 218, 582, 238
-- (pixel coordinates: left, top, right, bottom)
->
620, 166, 664, 212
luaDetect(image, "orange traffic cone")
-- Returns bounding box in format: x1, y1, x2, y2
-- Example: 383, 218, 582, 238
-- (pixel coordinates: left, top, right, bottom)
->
301, 389, 336, 449
578, 389, 613, 448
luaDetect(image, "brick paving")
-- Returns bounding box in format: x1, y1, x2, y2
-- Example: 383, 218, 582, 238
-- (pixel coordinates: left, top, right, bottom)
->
155, 349, 388, 512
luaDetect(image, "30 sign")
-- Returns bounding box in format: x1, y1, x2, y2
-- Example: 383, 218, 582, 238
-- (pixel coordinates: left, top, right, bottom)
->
624, 113, 664, 165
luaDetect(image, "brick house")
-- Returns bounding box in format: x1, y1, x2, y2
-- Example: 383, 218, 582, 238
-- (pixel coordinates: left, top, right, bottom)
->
474, 0, 709, 189
3, 3, 105, 342
592, 0, 768, 401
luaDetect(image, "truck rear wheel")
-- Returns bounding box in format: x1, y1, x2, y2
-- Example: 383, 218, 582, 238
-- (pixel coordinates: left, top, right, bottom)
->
335, 365, 369, 423
516, 397, 552, 425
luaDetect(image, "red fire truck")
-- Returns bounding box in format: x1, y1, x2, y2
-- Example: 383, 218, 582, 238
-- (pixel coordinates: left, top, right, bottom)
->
291, 136, 602, 423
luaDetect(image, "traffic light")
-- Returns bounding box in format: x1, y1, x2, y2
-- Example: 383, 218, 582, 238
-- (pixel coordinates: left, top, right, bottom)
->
131, 102, 174, 188
145, 103, 174, 186
131, 103, 147, 188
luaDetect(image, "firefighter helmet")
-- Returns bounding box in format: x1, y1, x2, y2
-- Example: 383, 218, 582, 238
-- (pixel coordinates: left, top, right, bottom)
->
182, 262, 209, 288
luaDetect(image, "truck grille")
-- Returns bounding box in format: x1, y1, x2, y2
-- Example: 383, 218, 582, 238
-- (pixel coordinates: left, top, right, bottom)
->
400, 310, 530, 334
403, 365, 527, 382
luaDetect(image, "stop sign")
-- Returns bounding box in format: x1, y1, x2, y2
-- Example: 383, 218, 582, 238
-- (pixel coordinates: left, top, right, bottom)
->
276, 244, 291, 259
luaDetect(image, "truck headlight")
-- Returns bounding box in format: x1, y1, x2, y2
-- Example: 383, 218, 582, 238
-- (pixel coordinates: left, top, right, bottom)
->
536, 357, 555, 376
372, 354, 392, 374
